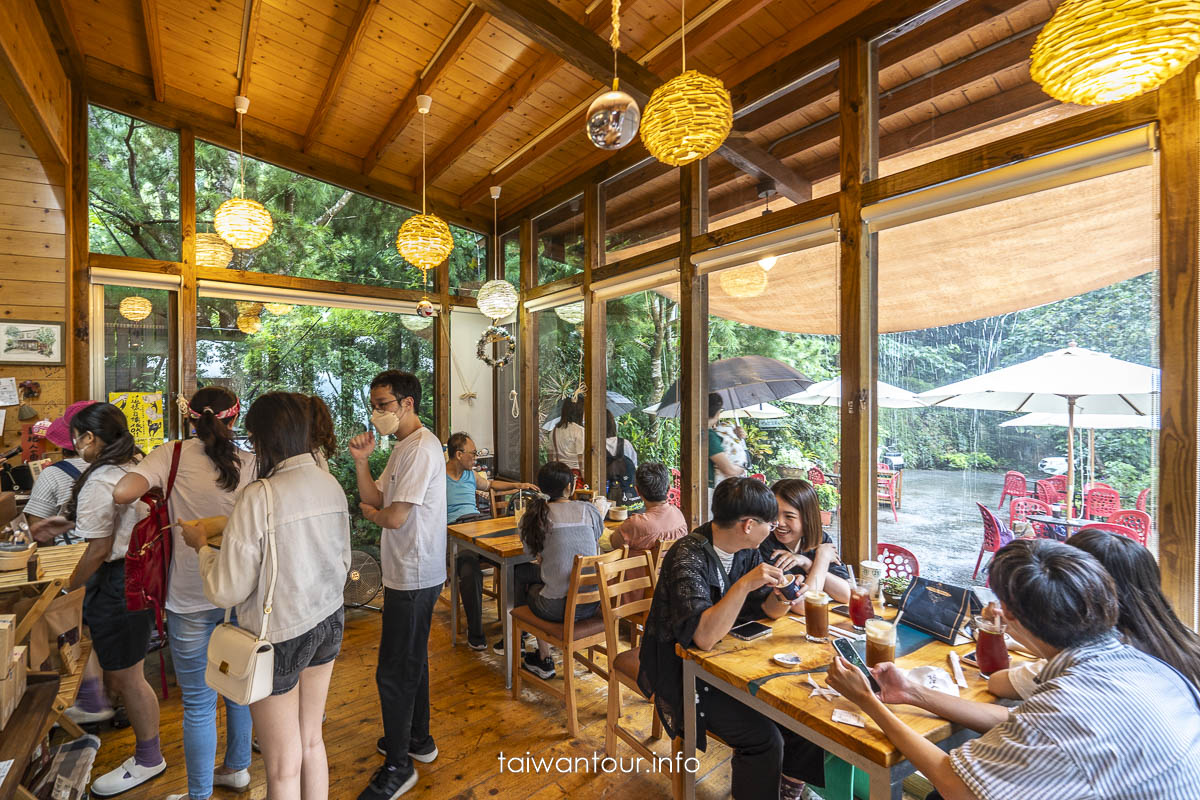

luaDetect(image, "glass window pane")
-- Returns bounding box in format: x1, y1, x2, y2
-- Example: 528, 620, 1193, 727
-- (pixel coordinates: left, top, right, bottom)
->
88, 107, 181, 260
502, 229, 520, 287
495, 319, 520, 479
536, 196, 584, 284
102, 285, 173, 448
450, 231, 487, 297
603, 162, 680, 263
536, 305, 584, 468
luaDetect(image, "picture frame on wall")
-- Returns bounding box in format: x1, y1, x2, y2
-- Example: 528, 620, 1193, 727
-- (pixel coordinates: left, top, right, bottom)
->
0, 320, 66, 366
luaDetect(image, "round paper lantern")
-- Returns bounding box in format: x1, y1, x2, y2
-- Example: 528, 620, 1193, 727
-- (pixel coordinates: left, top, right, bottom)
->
236, 314, 262, 334
640, 70, 733, 166
401, 314, 433, 331
119, 295, 152, 321
263, 303, 293, 315
477, 279, 519, 322
1031, 0, 1200, 105
214, 198, 274, 249
554, 301, 585, 325
396, 214, 454, 274
717, 264, 767, 299
235, 301, 263, 316
195, 232, 234, 269
586, 89, 641, 149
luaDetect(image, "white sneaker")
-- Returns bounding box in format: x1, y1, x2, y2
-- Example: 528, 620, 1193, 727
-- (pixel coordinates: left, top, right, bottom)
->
90, 757, 166, 797
64, 705, 114, 724
213, 768, 251, 790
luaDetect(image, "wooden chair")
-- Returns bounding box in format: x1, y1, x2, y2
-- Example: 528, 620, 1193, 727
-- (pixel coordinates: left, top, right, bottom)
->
510, 548, 623, 737
1107, 509, 1151, 546
488, 487, 512, 517
998, 470, 1027, 508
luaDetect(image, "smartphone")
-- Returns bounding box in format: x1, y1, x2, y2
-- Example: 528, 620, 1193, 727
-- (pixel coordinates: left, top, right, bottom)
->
729, 621, 772, 641
831, 604, 850, 616
962, 650, 979, 668
833, 637, 882, 692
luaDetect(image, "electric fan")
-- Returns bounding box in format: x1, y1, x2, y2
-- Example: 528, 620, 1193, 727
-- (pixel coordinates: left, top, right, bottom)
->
344, 550, 383, 610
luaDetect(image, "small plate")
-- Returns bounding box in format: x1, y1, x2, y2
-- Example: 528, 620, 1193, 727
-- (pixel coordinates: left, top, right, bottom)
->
772, 652, 801, 667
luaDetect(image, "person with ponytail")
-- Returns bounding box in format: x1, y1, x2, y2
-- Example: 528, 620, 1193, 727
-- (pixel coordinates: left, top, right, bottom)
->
512, 460, 604, 680
64, 403, 166, 797
114, 386, 255, 800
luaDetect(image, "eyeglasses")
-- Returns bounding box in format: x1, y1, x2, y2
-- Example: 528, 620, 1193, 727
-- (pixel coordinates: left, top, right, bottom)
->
459, 450, 478, 457
740, 517, 779, 532
370, 397, 400, 412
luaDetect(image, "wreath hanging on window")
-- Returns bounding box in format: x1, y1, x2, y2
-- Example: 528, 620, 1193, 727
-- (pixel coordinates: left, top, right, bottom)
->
476, 325, 516, 368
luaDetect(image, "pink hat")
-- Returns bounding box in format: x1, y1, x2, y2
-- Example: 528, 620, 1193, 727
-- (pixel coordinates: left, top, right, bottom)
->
43, 400, 98, 450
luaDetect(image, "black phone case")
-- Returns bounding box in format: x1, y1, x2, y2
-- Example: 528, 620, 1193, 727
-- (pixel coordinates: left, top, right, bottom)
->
833, 637, 881, 692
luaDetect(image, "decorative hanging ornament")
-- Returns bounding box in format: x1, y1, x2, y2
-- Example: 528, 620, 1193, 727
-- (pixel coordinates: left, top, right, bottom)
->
586, 0, 640, 149
476, 325, 516, 369
214, 96, 274, 249
554, 301, 585, 325
718, 264, 768, 299
401, 314, 433, 332
477, 280, 519, 322
235, 301, 263, 316
119, 295, 153, 321
1031, 0, 1200, 105
195, 232, 234, 268
396, 95, 454, 277
416, 298, 436, 318
640, 1, 732, 166
263, 303, 293, 315
236, 314, 262, 334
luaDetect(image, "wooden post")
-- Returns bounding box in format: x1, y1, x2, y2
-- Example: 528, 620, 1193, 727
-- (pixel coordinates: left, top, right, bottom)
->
582, 183, 607, 490
838, 37, 878, 569
67, 87, 88, 401
518, 218, 539, 481
679, 160, 709, 529
1157, 63, 1199, 628
178, 127, 196, 435
434, 258, 451, 442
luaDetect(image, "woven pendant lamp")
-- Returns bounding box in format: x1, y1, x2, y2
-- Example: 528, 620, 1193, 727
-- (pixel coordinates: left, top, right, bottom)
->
236, 314, 262, 334
718, 264, 768, 299
263, 303, 293, 315
195, 232, 234, 268
1031, 0, 1200, 105
396, 95, 454, 277
119, 296, 153, 321
640, 0, 732, 166
477, 187, 519, 322
555, 301, 585, 325
214, 97, 273, 249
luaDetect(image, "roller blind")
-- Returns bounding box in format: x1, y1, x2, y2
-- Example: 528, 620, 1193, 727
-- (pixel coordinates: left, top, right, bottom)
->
197, 280, 432, 315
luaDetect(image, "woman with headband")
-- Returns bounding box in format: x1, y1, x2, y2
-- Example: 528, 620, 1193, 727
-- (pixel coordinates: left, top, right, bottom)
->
114, 386, 257, 800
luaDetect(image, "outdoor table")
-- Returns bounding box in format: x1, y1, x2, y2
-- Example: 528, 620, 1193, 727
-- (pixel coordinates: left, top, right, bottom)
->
1025, 514, 1093, 541
678, 606, 1000, 800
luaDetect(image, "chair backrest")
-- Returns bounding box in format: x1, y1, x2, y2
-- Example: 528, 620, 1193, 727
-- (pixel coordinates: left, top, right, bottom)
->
1107, 510, 1151, 546
807, 466, 826, 485
564, 549, 626, 624
1079, 521, 1142, 545
1036, 479, 1063, 504
1003, 470, 1026, 492
1136, 488, 1151, 512
878, 473, 898, 494
976, 502, 1013, 552
750, 473, 766, 483
596, 550, 657, 630
488, 487, 509, 518
876, 542, 919, 579
1047, 475, 1068, 491
1084, 486, 1121, 518
1010, 496, 1052, 525
1083, 482, 1113, 492
877, 462, 891, 473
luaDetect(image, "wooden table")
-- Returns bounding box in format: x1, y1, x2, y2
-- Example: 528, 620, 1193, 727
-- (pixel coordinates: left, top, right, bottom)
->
0, 543, 87, 645
678, 607, 1000, 800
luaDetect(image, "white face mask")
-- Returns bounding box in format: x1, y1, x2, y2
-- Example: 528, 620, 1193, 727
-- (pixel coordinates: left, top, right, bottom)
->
371, 409, 400, 436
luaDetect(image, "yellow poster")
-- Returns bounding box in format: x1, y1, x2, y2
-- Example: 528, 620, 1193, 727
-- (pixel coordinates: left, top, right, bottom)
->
109, 392, 166, 452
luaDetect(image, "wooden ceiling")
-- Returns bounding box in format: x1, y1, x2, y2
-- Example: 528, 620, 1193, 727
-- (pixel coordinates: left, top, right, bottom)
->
45, 0, 1065, 233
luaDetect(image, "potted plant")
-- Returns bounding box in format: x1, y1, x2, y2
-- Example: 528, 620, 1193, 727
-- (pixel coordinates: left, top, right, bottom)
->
881, 576, 911, 607
814, 483, 840, 527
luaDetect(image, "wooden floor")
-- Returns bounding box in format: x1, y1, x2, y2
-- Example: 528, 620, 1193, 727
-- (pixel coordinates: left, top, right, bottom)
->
85, 588, 739, 799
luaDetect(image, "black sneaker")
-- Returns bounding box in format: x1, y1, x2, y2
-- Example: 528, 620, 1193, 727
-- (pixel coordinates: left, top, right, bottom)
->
467, 636, 487, 651
376, 737, 438, 764
522, 651, 555, 680
493, 632, 534, 655
357, 763, 418, 800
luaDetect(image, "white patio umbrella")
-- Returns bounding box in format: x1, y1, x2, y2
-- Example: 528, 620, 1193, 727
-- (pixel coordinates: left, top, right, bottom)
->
1000, 411, 1157, 489
920, 344, 1158, 511
643, 401, 789, 419
781, 378, 927, 408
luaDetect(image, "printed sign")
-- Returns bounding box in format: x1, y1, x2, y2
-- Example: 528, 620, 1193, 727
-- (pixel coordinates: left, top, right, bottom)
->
109, 392, 165, 452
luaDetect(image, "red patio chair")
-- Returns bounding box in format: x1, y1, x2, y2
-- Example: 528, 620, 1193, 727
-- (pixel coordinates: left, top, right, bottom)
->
877, 542, 919, 580
1083, 482, 1113, 492
1047, 475, 1068, 493
667, 468, 682, 509
1035, 479, 1063, 505
807, 466, 826, 486
1135, 488, 1151, 512
1107, 510, 1151, 546
1084, 486, 1121, 520
974, 503, 1015, 581
1080, 521, 1142, 545
750, 473, 767, 483
1009, 496, 1051, 526
998, 470, 1028, 508
877, 473, 899, 522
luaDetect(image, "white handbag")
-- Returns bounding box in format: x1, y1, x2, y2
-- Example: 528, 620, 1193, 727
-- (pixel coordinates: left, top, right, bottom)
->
205, 478, 278, 706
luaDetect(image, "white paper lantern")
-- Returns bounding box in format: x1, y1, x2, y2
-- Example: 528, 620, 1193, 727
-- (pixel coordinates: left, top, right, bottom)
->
477, 279, 519, 322
554, 301, 585, 325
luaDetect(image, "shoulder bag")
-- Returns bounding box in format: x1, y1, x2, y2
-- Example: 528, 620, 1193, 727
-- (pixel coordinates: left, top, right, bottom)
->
897, 577, 980, 645
205, 478, 278, 705
125, 441, 182, 634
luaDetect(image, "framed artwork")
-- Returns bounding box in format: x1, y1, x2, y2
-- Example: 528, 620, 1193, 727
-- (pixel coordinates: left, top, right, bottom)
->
0, 320, 66, 366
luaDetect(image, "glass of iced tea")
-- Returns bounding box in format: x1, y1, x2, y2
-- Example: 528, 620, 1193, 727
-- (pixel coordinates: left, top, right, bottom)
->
804, 590, 831, 642
972, 614, 1010, 677
864, 619, 896, 667
849, 581, 875, 631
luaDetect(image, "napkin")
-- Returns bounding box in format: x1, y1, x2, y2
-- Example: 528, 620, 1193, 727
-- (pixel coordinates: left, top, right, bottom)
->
906, 666, 960, 696
807, 676, 840, 701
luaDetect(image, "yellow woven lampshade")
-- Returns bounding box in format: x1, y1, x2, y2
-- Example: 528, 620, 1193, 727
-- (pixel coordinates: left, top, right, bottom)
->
640, 70, 733, 166
1031, 0, 1200, 105
554, 301, 585, 325
214, 198, 274, 249
477, 279, 519, 322
401, 314, 433, 332
717, 264, 768, 299
263, 303, 293, 315
236, 314, 262, 334
195, 232, 234, 268
396, 213, 454, 274
235, 301, 263, 316
119, 295, 153, 321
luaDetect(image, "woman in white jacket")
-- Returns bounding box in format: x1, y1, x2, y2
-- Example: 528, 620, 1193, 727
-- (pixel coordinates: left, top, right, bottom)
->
182, 392, 351, 800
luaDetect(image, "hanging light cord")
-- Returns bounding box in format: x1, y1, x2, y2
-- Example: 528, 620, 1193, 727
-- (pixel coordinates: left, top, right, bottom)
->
238, 112, 245, 199
611, 0, 621, 91
680, 0, 686, 72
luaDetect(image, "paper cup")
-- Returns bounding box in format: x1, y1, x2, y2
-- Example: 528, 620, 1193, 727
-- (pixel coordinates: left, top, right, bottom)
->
860, 560, 884, 599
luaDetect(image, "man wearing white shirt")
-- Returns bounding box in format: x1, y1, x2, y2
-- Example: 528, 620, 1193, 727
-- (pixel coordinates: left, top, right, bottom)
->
351, 371, 447, 800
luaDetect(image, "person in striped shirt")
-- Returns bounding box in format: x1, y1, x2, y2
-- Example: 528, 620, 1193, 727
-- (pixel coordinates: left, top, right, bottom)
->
827, 539, 1200, 800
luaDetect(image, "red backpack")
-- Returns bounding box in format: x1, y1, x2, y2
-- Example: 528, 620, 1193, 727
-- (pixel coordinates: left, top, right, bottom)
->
125, 441, 181, 634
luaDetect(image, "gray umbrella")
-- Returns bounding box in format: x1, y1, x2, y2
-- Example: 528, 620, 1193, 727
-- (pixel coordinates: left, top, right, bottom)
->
542, 391, 637, 430
653, 356, 814, 419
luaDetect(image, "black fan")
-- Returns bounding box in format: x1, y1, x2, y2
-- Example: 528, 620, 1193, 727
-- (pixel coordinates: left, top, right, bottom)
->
344, 550, 383, 610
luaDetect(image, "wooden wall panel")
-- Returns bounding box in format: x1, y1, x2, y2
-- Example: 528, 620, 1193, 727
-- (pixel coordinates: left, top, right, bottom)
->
0, 0, 70, 166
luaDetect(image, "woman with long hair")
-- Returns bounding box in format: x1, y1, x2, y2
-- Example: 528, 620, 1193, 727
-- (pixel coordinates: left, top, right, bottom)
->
514, 460, 604, 680
65, 403, 166, 797
180, 392, 351, 800
761, 479, 851, 603
547, 397, 584, 470
114, 386, 255, 800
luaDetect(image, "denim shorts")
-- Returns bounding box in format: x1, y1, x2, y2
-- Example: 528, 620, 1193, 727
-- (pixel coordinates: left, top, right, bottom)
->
271, 607, 344, 695
84, 559, 153, 672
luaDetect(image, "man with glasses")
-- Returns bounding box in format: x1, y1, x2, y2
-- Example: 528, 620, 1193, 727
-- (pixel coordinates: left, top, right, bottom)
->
637, 477, 827, 800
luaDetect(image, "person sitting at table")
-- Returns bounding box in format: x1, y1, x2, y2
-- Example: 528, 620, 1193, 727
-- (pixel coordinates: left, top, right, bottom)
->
826, 538, 1200, 800
637, 477, 826, 800
512, 460, 605, 679
760, 478, 851, 603
988, 527, 1200, 699
547, 397, 584, 471
610, 463, 687, 553
446, 431, 537, 651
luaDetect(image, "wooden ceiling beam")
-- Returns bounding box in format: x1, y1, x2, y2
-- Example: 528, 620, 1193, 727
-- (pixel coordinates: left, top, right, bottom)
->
643, 0, 775, 76
139, 0, 164, 102
363, 5, 489, 175
33, 0, 86, 86
236, 0, 264, 112
718, 136, 811, 204
302, 0, 380, 153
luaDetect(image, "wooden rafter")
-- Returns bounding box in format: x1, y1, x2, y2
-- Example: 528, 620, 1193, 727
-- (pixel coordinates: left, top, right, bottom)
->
139, 0, 163, 102
33, 0, 86, 86
643, 0, 775, 76
237, 0, 263, 103
302, 0, 380, 153
718, 136, 811, 204
362, 5, 489, 175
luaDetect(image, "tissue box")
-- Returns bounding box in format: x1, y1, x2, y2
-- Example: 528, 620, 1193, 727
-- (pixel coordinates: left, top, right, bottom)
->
0, 645, 28, 730
0, 613, 14, 657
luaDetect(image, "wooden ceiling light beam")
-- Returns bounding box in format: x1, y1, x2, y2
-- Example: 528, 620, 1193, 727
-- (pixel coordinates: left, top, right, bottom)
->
718, 137, 811, 204
302, 0, 380, 153
236, 0, 264, 112
362, 4, 489, 175
33, 0, 86, 86
139, 0, 164, 102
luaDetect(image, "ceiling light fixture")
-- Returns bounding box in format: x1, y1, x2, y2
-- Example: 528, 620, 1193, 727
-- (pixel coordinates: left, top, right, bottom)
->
214, 96, 273, 249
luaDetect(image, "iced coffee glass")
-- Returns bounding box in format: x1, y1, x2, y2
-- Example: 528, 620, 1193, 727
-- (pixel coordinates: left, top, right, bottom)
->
804, 590, 831, 643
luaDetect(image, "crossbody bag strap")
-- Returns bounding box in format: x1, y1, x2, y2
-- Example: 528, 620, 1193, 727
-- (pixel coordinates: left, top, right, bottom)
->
164, 441, 183, 501
258, 477, 279, 642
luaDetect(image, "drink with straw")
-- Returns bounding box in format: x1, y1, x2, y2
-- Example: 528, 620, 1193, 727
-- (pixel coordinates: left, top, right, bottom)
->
847, 566, 875, 631
973, 614, 1010, 677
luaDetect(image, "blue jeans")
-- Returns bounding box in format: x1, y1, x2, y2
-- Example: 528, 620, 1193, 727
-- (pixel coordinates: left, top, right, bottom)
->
168, 608, 253, 799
